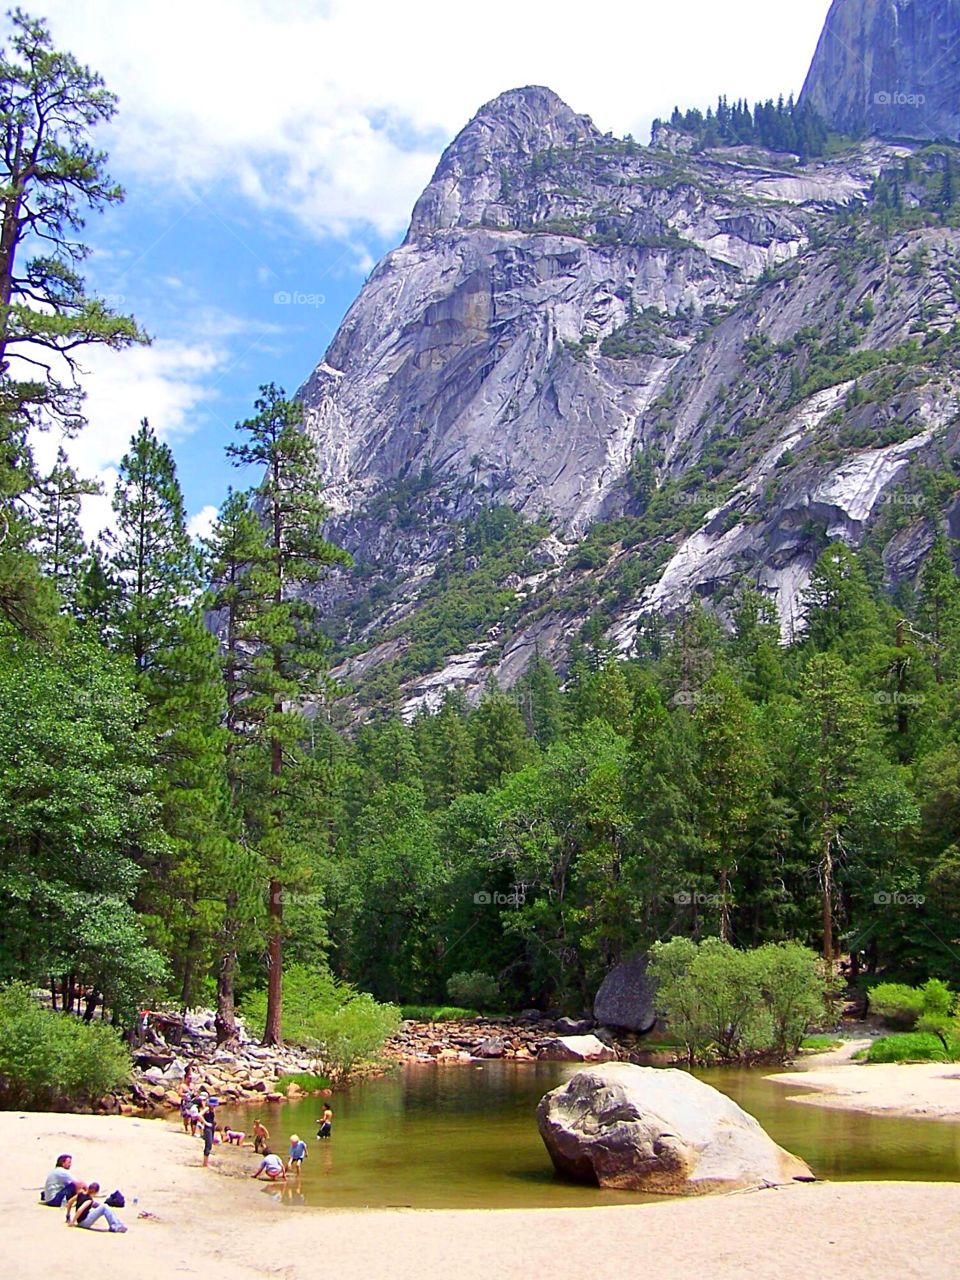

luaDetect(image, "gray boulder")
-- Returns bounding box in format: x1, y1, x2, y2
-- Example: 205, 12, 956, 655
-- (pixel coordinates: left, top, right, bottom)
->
555, 1016, 595, 1035
537, 1064, 814, 1194
476, 1036, 507, 1058
538, 1035, 617, 1063
593, 954, 657, 1033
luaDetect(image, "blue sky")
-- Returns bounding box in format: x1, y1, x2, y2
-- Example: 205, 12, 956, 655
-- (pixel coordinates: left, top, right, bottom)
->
22, 0, 834, 540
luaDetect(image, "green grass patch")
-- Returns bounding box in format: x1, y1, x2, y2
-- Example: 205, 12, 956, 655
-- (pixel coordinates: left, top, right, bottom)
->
276, 1072, 332, 1093
864, 1033, 957, 1063
400, 1005, 480, 1022
800, 1035, 844, 1052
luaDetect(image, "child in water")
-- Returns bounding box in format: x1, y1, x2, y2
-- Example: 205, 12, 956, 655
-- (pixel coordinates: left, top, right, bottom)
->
317, 1105, 333, 1139
286, 1134, 307, 1174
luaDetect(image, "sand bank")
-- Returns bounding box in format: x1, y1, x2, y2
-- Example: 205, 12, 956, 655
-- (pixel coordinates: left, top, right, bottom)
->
768, 1060, 960, 1121
5, 1108, 959, 1280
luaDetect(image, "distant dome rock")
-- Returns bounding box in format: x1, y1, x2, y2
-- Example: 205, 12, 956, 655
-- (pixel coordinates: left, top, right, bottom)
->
407, 85, 600, 237
800, 0, 960, 141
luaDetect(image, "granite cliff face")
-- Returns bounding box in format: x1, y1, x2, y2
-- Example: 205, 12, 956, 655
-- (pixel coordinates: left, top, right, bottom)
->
300, 72, 960, 714
801, 0, 960, 141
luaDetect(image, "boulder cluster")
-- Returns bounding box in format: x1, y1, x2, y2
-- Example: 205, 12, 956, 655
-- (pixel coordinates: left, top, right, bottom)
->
116, 1010, 325, 1115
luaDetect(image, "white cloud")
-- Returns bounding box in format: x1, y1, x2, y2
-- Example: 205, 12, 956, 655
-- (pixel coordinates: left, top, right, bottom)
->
187, 504, 219, 543
24, 337, 228, 541
27, 0, 834, 242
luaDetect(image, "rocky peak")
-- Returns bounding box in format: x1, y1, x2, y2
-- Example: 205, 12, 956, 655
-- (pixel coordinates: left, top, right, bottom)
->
800, 0, 960, 141
407, 85, 601, 237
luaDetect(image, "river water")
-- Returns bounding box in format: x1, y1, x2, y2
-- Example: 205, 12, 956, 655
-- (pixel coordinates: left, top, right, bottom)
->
217, 1061, 960, 1210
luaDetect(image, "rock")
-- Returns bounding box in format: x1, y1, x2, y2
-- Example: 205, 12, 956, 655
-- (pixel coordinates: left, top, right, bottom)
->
538, 1035, 617, 1062
520, 1009, 542, 1022
251, 1079, 268, 1093
537, 1065, 814, 1194
265, 1092, 284, 1103
800, 0, 960, 142
593, 954, 657, 1034
555, 1016, 595, 1035
476, 1036, 507, 1058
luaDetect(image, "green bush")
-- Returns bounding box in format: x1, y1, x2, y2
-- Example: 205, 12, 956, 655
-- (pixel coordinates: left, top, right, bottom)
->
241, 965, 401, 1081
649, 938, 833, 1064
865, 1032, 955, 1063
446, 971, 500, 1010
400, 1005, 480, 1022
868, 982, 929, 1028
0, 983, 131, 1109
276, 1072, 331, 1093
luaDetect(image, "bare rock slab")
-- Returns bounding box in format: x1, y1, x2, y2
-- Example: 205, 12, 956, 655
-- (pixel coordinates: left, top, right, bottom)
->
538, 1035, 617, 1062
537, 1064, 814, 1194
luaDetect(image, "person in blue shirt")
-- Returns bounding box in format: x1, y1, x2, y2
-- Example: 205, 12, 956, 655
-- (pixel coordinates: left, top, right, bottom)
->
286, 1134, 307, 1174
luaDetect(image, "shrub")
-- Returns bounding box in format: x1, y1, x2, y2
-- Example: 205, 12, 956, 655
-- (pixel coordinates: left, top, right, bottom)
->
241, 965, 401, 1081
649, 938, 832, 1064
0, 983, 131, 1109
446, 971, 500, 1010
868, 982, 927, 1028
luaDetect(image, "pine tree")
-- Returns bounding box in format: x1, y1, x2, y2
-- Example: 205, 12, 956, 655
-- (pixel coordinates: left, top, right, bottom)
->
31, 446, 99, 605
105, 419, 228, 1010
225, 383, 349, 1045
0, 13, 146, 637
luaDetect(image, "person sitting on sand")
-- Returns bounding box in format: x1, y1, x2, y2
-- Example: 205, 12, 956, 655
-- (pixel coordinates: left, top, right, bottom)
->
65, 1182, 127, 1233
286, 1134, 307, 1173
41, 1154, 79, 1207
252, 1118, 269, 1154
251, 1148, 286, 1181
224, 1127, 245, 1146
317, 1105, 333, 1139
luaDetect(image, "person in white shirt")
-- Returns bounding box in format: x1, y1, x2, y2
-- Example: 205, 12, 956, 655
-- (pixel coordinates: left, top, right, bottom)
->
41, 1154, 78, 1207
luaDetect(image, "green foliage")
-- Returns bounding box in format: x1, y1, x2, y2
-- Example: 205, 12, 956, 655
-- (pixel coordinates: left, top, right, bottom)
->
0, 983, 131, 1109
275, 1072, 331, 1092
241, 964, 400, 1079
400, 1005, 480, 1021
446, 971, 500, 1010
864, 1032, 956, 1063
654, 94, 832, 158
649, 938, 831, 1063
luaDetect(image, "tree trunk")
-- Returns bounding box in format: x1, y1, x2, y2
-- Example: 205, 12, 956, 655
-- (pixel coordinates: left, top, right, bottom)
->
263, 876, 283, 1045
718, 866, 731, 942
82, 989, 100, 1023
216, 941, 240, 1047
821, 834, 834, 969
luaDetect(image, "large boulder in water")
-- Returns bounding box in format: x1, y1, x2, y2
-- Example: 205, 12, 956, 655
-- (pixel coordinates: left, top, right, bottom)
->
593, 954, 656, 1033
537, 1064, 814, 1194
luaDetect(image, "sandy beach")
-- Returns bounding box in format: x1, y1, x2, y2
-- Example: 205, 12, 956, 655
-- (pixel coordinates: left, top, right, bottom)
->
768, 1061, 960, 1121
6, 1106, 960, 1280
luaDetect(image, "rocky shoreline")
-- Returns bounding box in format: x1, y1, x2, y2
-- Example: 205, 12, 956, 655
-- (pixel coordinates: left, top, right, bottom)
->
109, 1012, 674, 1117
385, 1016, 674, 1067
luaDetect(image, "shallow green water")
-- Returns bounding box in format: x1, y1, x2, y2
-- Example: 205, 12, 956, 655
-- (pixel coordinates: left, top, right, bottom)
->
218, 1062, 960, 1210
